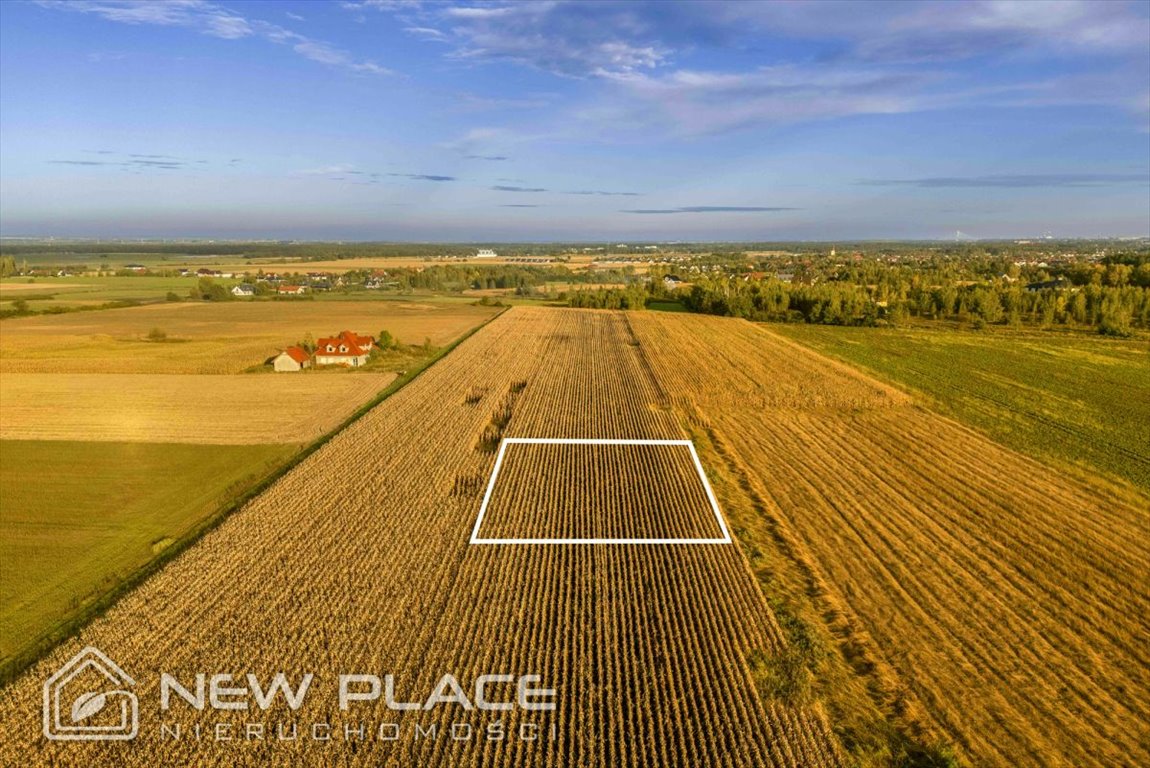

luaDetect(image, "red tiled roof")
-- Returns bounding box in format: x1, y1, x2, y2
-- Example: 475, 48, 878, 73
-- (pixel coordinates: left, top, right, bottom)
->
315, 330, 374, 357
283, 346, 310, 364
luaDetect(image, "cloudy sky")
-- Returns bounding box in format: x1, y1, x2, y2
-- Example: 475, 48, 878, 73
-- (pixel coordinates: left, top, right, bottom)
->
1, 0, 1148, 240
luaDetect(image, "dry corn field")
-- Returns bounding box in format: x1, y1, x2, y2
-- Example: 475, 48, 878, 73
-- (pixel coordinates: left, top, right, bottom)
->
475, 442, 725, 541
0, 306, 1145, 767
0, 300, 498, 374
0, 373, 395, 444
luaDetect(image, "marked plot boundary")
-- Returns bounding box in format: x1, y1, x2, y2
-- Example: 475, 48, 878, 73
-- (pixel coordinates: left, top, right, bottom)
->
469, 438, 732, 545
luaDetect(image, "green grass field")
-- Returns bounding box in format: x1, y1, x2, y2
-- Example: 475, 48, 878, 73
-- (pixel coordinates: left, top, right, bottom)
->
773, 324, 1150, 493
0, 440, 297, 664
0, 275, 203, 310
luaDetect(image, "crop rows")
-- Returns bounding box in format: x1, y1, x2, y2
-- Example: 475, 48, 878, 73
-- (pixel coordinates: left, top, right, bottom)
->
478, 443, 723, 540
629, 311, 1150, 768
0, 307, 842, 767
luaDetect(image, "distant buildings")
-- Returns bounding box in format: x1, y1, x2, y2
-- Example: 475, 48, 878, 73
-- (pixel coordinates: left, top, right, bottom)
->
231, 284, 255, 297
476, 249, 497, 258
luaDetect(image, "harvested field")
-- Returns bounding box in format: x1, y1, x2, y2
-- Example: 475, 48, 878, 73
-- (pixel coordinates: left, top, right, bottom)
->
629, 311, 1150, 768
0, 308, 843, 767
0, 300, 498, 373
0, 373, 396, 444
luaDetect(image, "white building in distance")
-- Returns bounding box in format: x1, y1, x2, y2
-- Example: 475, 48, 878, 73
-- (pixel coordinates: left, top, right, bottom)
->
476, 249, 497, 258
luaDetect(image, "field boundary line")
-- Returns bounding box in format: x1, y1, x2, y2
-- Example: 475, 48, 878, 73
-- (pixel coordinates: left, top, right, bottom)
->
470, 437, 732, 545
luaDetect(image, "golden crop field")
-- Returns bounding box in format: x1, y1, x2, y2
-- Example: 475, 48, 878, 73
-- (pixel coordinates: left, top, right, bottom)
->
0, 282, 93, 294
628, 312, 1150, 768
0, 308, 843, 767
0, 307, 1144, 767
0, 373, 396, 444
0, 300, 499, 374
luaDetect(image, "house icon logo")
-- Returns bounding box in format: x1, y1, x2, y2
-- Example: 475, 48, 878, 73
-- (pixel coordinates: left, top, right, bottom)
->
43, 646, 138, 741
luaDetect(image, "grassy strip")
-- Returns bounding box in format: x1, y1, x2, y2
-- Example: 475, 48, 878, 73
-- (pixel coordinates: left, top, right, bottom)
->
0, 307, 506, 688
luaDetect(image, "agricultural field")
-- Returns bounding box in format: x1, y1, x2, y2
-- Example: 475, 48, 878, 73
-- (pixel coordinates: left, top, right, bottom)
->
0, 373, 395, 444
629, 313, 1150, 767
475, 442, 725, 541
0, 440, 297, 661
0, 276, 196, 311
0, 298, 499, 689
0, 300, 499, 373
773, 324, 1150, 493
0, 307, 1144, 767
0, 308, 844, 767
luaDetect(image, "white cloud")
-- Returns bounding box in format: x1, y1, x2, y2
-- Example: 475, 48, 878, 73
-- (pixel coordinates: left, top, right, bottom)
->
39, 0, 392, 75
577, 65, 937, 138
37, 1, 252, 38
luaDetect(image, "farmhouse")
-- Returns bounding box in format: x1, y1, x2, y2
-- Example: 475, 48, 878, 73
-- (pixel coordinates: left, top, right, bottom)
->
231, 284, 255, 297
278, 284, 307, 295
273, 346, 312, 372
663, 275, 686, 290
314, 330, 375, 367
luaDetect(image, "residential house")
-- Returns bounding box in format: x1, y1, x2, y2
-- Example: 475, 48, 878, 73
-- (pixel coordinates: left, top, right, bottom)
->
277, 284, 307, 295
663, 274, 686, 290
476, 249, 497, 258
273, 346, 312, 372
231, 284, 255, 297
313, 330, 375, 367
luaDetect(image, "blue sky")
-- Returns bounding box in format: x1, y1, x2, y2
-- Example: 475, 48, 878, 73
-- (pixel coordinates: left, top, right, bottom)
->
1, 0, 1148, 241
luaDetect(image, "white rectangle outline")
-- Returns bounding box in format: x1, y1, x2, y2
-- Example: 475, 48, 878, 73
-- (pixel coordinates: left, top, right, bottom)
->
469, 438, 732, 545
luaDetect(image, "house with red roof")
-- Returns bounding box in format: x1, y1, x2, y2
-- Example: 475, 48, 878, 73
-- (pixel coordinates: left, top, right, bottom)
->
273, 346, 313, 372
313, 330, 375, 367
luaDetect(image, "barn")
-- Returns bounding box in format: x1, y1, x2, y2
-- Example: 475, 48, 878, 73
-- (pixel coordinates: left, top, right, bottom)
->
273, 346, 312, 372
